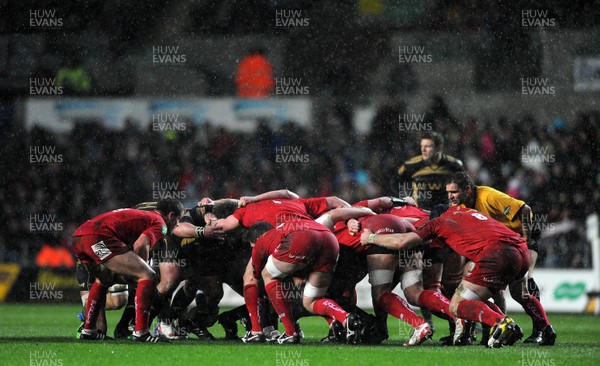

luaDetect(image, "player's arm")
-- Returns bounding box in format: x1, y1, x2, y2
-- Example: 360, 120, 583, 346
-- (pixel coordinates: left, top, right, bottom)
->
213, 215, 241, 232
325, 196, 351, 208
239, 189, 300, 207
359, 229, 423, 250
172, 208, 225, 238
132, 233, 153, 262
172, 221, 224, 239
315, 207, 376, 230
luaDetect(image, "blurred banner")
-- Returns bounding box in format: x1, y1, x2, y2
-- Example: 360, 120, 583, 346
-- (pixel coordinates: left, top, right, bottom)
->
5, 267, 79, 303
0, 263, 21, 302
574, 57, 600, 92
24, 97, 312, 133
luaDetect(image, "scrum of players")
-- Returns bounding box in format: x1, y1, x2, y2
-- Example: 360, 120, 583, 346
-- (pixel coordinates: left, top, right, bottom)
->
71, 132, 556, 347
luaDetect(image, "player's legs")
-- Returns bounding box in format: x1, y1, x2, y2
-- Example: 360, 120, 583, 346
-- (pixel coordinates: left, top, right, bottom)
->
508, 276, 554, 344
368, 253, 427, 329
399, 251, 454, 322
156, 261, 180, 298
77, 262, 127, 336
261, 256, 304, 341
242, 258, 265, 337
151, 261, 182, 332
302, 270, 363, 344
449, 280, 503, 326
102, 251, 157, 337
185, 275, 223, 340
442, 251, 465, 303
451, 279, 524, 348
303, 271, 346, 321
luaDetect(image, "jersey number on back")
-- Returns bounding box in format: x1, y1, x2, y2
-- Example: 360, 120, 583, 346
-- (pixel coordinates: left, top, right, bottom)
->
471, 213, 488, 221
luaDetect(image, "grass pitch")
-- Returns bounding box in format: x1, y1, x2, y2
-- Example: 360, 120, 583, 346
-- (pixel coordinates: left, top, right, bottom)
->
1, 304, 599, 366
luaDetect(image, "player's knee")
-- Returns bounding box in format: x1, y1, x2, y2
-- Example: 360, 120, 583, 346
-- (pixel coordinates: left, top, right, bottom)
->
106, 284, 128, 310
243, 268, 255, 284
368, 269, 394, 288
400, 269, 422, 304
303, 283, 327, 312
106, 293, 128, 310
509, 280, 527, 302
403, 285, 422, 307
302, 297, 316, 312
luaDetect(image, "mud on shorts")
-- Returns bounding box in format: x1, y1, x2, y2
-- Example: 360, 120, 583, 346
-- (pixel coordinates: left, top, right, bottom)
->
273, 230, 339, 273
465, 242, 530, 290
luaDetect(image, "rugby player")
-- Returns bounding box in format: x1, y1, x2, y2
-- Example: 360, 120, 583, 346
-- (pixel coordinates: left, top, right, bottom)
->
72, 198, 184, 342
446, 172, 555, 344
394, 132, 464, 210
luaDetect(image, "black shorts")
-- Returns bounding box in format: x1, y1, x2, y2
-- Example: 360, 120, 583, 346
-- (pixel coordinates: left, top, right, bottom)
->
76, 260, 94, 291
422, 246, 446, 264
182, 234, 252, 280
333, 246, 368, 285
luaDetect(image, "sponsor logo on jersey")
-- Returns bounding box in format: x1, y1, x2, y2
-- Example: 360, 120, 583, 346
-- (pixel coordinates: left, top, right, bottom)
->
91, 241, 112, 261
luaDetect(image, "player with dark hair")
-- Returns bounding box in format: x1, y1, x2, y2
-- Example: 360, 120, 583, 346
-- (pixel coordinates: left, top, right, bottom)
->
72, 198, 184, 342
445, 171, 555, 345
393, 131, 465, 335
394, 132, 464, 210
360, 205, 555, 348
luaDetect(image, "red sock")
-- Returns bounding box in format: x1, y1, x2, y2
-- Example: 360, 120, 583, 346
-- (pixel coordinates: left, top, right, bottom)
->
243, 284, 263, 333
418, 290, 455, 320
312, 298, 348, 324
134, 279, 155, 333
483, 300, 505, 316
456, 300, 504, 327
519, 294, 550, 328
379, 292, 425, 327
84, 282, 107, 331
265, 281, 296, 335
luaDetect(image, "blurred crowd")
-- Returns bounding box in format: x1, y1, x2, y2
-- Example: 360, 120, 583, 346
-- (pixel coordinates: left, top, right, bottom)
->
1, 98, 598, 269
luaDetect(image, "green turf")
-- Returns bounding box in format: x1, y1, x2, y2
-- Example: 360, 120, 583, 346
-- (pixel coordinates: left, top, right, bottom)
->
1, 304, 599, 366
